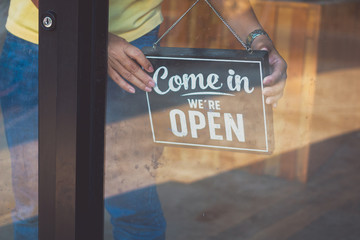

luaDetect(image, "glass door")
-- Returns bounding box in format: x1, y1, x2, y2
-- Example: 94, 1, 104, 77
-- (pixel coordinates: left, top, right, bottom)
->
1, 0, 359, 240
1, 0, 108, 239
104, 0, 360, 239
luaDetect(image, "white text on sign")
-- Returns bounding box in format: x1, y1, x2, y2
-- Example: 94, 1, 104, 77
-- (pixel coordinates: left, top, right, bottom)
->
153, 67, 254, 95
169, 109, 245, 142
187, 99, 221, 110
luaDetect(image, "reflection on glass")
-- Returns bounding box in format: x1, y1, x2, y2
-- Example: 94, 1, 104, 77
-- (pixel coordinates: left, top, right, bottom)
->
1, 0, 358, 239
105, 0, 360, 239
105, 0, 167, 239
1, 0, 39, 239
105, 26, 167, 239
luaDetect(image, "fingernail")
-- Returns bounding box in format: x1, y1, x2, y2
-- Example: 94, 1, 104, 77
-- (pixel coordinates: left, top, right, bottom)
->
266, 98, 271, 105
145, 87, 152, 92
148, 66, 154, 72
129, 87, 135, 93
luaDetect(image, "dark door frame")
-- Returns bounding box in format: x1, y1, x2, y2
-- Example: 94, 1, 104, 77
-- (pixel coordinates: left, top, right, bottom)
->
38, 0, 108, 239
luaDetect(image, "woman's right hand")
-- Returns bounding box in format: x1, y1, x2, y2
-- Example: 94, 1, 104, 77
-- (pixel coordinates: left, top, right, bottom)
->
108, 33, 156, 93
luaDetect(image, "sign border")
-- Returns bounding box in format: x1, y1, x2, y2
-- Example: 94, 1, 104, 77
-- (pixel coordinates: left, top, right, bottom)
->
146, 56, 270, 153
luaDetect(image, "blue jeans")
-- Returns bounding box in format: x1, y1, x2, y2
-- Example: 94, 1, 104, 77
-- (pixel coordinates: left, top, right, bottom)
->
0, 27, 166, 240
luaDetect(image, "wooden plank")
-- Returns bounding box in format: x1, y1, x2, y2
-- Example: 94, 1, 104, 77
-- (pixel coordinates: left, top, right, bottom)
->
296, 6, 321, 182
318, 2, 360, 72
287, 7, 308, 95
159, 0, 191, 47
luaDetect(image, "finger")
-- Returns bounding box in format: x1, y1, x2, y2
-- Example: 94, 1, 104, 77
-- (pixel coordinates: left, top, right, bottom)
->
262, 79, 286, 97
111, 60, 153, 92
108, 65, 136, 93
124, 46, 154, 73
265, 93, 283, 105
263, 67, 286, 86
116, 49, 155, 88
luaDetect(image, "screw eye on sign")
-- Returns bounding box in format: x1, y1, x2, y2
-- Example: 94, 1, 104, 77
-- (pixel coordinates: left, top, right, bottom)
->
143, 47, 274, 153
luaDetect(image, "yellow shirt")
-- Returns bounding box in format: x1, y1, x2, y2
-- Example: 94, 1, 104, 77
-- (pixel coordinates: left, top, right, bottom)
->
6, 0, 163, 44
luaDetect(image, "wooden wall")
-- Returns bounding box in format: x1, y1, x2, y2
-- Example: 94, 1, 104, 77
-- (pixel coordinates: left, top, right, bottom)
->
317, 1, 360, 72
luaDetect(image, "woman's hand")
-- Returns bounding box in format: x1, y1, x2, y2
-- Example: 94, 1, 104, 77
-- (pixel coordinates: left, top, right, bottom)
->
252, 35, 287, 107
108, 33, 156, 93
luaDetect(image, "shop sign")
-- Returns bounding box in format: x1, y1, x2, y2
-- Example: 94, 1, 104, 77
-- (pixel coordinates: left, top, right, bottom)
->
143, 47, 273, 153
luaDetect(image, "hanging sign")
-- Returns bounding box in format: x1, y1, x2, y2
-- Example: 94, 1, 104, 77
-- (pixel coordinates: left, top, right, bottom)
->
143, 47, 274, 153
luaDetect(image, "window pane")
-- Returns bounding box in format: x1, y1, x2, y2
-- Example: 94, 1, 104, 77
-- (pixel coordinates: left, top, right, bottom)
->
105, 0, 360, 239
1, 0, 39, 239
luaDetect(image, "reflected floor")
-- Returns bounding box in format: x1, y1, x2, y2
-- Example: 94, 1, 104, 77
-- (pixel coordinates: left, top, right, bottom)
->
156, 130, 360, 240
2, 128, 360, 240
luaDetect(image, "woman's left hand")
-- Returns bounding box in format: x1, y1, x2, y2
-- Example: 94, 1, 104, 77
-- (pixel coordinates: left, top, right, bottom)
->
252, 35, 287, 108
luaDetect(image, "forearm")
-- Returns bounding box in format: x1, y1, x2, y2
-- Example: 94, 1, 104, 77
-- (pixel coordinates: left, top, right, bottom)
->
209, 0, 262, 42
210, 0, 286, 107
